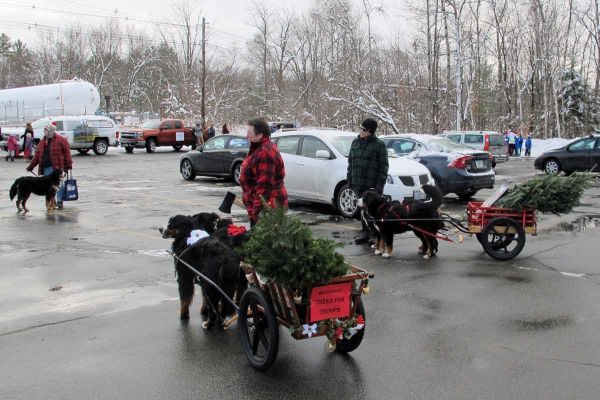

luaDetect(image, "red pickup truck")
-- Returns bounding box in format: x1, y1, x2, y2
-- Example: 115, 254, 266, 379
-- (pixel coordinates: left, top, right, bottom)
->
120, 119, 196, 153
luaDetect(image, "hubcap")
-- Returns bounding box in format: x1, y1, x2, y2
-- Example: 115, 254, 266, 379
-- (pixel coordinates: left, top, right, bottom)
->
181, 161, 192, 178
234, 166, 241, 184
96, 142, 107, 153
339, 188, 358, 216
546, 161, 558, 174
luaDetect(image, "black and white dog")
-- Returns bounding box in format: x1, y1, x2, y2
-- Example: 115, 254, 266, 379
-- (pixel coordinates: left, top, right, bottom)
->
160, 214, 246, 329
9, 169, 62, 213
359, 184, 444, 259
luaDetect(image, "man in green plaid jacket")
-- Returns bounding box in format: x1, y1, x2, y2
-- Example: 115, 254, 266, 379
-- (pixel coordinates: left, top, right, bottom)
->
347, 118, 389, 244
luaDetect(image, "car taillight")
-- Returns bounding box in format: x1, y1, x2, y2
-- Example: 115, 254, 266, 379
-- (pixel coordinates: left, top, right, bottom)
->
448, 155, 472, 169
484, 134, 490, 151
116, 131, 120, 139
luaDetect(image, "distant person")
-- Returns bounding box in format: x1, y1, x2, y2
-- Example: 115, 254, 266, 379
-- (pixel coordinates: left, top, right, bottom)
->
222, 123, 230, 134
21, 122, 33, 154
525, 134, 532, 156
515, 132, 523, 156
207, 124, 216, 139
24, 131, 34, 160
5, 134, 18, 162
505, 129, 517, 156
26, 124, 73, 209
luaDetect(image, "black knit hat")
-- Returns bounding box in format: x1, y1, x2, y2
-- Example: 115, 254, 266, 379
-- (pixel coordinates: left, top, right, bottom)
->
360, 118, 378, 134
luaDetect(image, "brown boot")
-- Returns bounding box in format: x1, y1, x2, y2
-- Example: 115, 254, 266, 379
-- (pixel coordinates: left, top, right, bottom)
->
180, 298, 192, 320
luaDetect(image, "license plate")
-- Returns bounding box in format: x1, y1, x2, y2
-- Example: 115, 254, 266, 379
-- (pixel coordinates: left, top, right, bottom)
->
475, 160, 485, 169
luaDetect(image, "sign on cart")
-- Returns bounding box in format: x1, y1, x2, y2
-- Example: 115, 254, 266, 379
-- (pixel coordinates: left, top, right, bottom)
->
309, 282, 352, 322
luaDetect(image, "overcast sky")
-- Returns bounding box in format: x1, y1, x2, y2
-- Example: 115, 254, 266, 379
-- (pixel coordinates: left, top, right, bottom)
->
0, 0, 410, 51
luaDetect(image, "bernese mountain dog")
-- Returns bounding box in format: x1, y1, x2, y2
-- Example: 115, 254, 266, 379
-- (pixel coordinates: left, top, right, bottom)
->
359, 184, 444, 259
160, 214, 247, 329
9, 169, 62, 213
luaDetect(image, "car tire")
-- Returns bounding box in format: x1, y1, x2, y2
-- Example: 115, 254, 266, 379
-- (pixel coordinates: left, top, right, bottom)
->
93, 139, 108, 155
544, 159, 561, 174
172, 145, 183, 151
335, 184, 359, 219
180, 159, 196, 181
146, 138, 156, 153
231, 162, 242, 186
76, 148, 90, 154
125, 146, 134, 154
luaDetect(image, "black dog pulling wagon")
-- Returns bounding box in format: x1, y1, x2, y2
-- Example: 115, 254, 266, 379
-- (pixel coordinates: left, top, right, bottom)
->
168, 248, 373, 372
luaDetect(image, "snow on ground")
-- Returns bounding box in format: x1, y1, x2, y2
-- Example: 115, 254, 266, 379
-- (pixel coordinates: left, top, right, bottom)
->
530, 138, 575, 157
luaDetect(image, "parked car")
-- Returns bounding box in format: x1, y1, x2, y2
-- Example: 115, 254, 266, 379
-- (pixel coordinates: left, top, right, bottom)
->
120, 119, 195, 153
271, 130, 434, 218
440, 130, 508, 166
0, 125, 23, 152
2, 116, 119, 155
180, 134, 249, 184
380, 134, 495, 200
534, 135, 600, 174
180, 130, 434, 218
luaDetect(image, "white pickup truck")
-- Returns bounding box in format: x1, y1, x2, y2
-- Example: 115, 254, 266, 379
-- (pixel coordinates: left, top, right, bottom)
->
1, 115, 119, 156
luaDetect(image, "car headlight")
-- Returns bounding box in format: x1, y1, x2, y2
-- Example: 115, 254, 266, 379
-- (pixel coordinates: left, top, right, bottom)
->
386, 174, 394, 184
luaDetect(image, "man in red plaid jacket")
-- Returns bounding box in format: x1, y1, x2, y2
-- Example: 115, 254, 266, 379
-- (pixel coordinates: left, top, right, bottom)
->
239, 118, 288, 226
26, 124, 73, 208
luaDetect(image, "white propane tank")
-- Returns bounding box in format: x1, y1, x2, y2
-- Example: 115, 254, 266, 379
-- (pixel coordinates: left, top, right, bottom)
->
0, 79, 100, 123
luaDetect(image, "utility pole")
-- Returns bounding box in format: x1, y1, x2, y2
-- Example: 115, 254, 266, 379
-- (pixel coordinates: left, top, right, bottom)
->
201, 17, 206, 128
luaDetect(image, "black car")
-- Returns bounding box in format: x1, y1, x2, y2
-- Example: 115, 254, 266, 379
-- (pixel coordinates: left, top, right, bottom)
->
179, 135, 249, 184
381, 134, 495, 200
534, 135, 600, 174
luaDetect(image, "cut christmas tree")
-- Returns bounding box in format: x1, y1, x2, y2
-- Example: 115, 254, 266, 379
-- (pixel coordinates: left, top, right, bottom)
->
496, 172, 594, 214
240, 206, 349, 288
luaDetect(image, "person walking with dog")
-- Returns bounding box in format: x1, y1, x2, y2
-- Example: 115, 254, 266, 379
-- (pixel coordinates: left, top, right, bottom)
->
347, 118, 389, 244
239, 117, 288, 227
26, 124, 73, 209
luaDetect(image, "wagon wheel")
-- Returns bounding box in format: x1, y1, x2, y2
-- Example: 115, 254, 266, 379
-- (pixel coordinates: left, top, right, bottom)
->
481, 217, 526, 260
335, 299, 365, 354
238, 287, 279, 371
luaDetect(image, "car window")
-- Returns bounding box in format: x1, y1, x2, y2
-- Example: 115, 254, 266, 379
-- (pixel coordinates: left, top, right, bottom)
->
596, 138, 600, 150
54, 120, 82, 131
162, 121, 174, 130
464, 134, 483, 144
328, 136, 355, 157
301, 136, 330, 158
446, 135, 462, 143
174, 121, 183, 129
85, 120, 102, 128
276, 136, 300, 155
389, 139, 416, 154
32, 119, 49, 129
569, 138, 596, 151
488, 134, 505, 146
228, 137, 249, 149
203, 137, 226, 150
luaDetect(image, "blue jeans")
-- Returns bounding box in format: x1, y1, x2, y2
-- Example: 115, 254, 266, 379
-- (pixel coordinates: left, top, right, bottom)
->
43, 166, 65, 204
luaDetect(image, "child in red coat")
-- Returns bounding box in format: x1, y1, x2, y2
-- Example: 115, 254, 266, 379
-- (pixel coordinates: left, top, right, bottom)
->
5, 134, 18, 162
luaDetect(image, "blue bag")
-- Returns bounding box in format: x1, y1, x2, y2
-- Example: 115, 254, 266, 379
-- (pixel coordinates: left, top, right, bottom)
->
63, 171, 79, 201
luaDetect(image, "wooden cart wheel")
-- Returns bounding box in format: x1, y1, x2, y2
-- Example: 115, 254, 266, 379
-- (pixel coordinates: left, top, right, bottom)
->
238, 287, 279, 371
335, 299, 365, 354
481, 217, 526, 260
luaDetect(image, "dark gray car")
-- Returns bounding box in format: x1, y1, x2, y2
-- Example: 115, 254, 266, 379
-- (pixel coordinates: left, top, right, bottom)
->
381, 134, 495, 200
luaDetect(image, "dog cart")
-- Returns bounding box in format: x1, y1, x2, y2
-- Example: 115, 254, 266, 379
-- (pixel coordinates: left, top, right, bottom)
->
437, 202, 537, 260
168, 250, 373, 372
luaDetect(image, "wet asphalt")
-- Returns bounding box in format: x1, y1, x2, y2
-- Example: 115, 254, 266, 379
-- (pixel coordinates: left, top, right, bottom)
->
1, 148, 600, 400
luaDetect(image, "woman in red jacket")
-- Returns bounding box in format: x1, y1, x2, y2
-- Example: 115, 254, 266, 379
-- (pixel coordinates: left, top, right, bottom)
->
239, 117, 288, 226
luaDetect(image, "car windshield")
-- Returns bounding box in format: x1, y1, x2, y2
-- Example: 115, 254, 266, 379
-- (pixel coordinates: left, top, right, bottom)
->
422, 136, 476, 152
328, 136, 355, 157
488, 134, 505, 146
32, 119, 49, 129
142, 119, 161, 129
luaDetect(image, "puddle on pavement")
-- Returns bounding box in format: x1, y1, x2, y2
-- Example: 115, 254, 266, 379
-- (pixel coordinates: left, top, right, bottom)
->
508, 315, 573, 332
463, 271, 531, 283
549, 215, 600, 232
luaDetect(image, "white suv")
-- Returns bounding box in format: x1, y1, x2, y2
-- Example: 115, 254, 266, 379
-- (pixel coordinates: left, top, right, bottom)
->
33, 115, 119, 155
272, 129, 434, 218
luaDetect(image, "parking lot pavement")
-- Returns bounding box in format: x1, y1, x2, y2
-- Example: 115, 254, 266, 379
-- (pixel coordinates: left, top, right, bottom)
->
1, 149, 600, 399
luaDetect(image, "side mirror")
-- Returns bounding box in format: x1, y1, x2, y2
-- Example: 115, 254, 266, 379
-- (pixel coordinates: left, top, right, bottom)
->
315, 149, 331, 159
387, 148, 397, 157
159, 126, 166, 131
197, 146, 203, 152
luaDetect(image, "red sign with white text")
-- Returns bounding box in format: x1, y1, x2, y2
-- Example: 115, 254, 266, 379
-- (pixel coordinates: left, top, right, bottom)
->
309, 282, 352, 322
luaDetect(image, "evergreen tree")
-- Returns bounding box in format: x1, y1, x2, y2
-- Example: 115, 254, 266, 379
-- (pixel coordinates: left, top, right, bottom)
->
558, 70, 600, 137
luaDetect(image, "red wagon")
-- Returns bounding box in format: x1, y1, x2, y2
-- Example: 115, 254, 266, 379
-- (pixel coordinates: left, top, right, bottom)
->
466, 201, 537, 260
